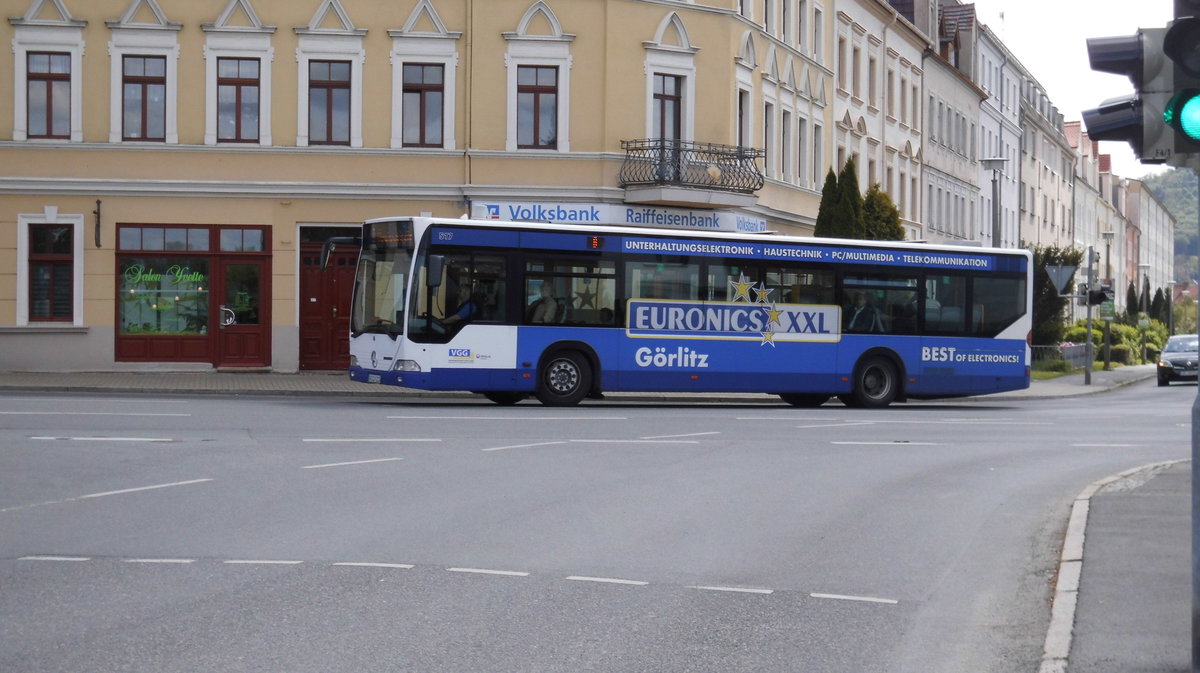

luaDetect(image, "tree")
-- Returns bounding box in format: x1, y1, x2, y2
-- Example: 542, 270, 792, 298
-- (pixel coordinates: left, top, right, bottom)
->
1125, 281, 1140, 324
1032, 245, 1084, 346
834, 157, 866, 238
813, 168, 839, 237
862, 183, 904, 240
1151, 288, 1167, 323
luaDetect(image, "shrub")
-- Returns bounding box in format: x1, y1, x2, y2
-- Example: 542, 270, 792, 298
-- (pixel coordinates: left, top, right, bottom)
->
1063, 325, 1102, 348
1110, 344, 1131, 365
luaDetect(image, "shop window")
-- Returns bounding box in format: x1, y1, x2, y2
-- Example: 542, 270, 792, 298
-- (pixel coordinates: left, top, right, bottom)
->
119, 257, 210, 336
220, 228, 265, 252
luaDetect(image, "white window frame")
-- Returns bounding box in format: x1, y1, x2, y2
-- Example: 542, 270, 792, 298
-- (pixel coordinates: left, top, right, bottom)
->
295, 33, 365, 148
16, 207, 85, 327
503, 3, 574, 152
203, 31, 275, 146
11, 23, 85, 143
644, 56, 696, 142
390, 39, 459, 150
107, 27, 181, 144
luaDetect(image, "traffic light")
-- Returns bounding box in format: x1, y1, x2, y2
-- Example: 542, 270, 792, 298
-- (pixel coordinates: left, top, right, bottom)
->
1083, 28, 1171, 164
1088, 282, 1114, 306
1163, 1, 1200, 153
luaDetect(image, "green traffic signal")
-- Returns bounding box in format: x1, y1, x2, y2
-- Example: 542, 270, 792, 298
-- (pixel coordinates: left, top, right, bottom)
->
1165, 89, 1200, 141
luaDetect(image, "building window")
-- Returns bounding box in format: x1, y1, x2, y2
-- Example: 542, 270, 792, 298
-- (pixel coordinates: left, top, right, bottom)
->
123, 56, 166, 141
29, 223, 73, 322
309, 60, 351, 145
217, 58, 260, 143
402, 63, 444, 147
517, 65, 557, 149
869, 56, 877, 107
852, 46, 862, 99
653, 74, 682, 141
27, 52, 70, 139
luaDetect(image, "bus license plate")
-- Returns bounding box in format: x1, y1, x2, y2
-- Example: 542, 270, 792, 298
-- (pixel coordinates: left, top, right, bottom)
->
368, 374, 381, 383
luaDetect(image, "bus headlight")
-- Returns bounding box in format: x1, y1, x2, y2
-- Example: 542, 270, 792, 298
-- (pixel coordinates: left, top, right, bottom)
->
394, 360, 421, 372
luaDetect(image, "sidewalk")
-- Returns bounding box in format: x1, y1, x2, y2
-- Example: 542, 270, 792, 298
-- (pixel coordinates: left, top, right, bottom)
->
0, 363, 1186, 673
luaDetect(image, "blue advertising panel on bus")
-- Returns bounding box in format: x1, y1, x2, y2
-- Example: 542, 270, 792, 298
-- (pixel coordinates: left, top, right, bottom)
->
430, 225, 1025, 274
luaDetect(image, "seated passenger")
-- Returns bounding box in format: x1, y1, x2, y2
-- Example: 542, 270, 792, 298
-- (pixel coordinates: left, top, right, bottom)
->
529, 284, 557, 323
845, 292, 885, 333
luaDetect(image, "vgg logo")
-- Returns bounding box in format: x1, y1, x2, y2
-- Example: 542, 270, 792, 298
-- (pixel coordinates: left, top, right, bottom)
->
449, 348, 471, 357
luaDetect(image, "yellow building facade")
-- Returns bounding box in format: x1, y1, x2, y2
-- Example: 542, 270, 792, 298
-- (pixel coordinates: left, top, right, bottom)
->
1, 0, 834, 372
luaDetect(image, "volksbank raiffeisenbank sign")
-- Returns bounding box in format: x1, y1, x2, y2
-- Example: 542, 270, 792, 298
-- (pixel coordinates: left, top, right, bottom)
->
471, 202, 768, 234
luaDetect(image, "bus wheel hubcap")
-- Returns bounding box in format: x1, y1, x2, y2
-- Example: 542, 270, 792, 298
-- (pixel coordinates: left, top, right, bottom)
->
547, 360, 578, 394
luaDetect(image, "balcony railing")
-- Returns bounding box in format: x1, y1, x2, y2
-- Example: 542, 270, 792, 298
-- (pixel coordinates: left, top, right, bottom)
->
618, 139, 765, 194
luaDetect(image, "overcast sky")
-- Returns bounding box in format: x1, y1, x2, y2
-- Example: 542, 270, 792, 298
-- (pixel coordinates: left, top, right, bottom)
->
968, 0, 1173, 179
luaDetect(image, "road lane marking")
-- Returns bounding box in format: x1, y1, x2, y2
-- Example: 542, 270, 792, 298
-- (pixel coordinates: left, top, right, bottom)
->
447, 567, 530, 577
224, 560, 303, 565
1072, 443, 1139, 448
482, 441, 568, 452
387, 415, 627, 421
31, 436, 175, 442
301, 457, 404, 469
565, 575, 649, 586
0, 411, 190, 417
689, 585, 774, 594
333, 562, 415, 569
302, 438, 440, 443
569, 439, 700, 444
77, 479, 213, 500
794, 422, 876, 429
19, 555, 90, 562
125, 558, 195, 564
830, 441, 944, 446
738, 416, 1050, 425
641, 432, 720, 439
810, 592, 899, 605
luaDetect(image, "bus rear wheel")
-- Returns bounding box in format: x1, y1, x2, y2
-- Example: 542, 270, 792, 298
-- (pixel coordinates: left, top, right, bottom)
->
779, 393, 830, 407
484, 391, 527, 405
841, 356, 898, 408
536, 351, 592, 406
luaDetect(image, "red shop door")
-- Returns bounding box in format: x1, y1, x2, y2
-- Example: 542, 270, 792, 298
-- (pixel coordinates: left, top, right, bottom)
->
215, 258, 270, 367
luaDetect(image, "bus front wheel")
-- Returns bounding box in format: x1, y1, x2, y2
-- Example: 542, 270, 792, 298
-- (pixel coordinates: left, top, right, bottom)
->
841, 356, 898, 408
779, 393, 830, 407
536, 351, 592, 406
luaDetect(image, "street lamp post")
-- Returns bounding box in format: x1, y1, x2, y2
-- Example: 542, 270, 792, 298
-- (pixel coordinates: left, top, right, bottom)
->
981, 158, 1008, 247
1169, 280, 1177, 335
1102, 230, 1114, 370
1139, 262, 1151, 364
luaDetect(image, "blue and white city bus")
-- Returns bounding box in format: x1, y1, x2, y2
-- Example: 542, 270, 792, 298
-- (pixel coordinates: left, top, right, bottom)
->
332, 216, 1031, 407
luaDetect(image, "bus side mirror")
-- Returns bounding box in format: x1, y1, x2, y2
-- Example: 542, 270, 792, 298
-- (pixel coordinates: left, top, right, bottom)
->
427, 254, 445, 288
319, 236, 360, 271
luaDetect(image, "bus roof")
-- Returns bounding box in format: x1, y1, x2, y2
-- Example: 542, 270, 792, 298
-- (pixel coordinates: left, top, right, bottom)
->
363, 215, 1031, 259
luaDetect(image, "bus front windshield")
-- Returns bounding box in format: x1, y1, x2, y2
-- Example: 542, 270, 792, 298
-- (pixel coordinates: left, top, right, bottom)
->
350, 221, 414, 338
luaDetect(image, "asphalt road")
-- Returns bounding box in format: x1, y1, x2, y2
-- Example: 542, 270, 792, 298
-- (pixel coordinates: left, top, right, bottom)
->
0, 383, 1189, 672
